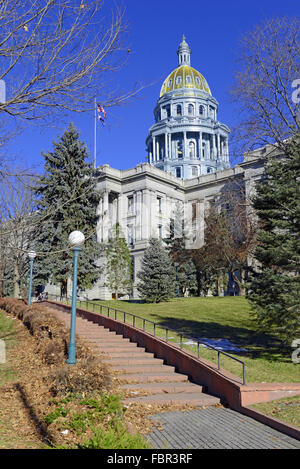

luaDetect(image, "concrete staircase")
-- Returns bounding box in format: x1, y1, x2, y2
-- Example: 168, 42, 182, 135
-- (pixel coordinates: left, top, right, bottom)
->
53, 309, 220, 407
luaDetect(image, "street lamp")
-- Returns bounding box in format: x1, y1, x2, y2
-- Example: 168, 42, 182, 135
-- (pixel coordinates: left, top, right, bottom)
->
66, 230, 85, 365
28, 250, 36, 305
174, 262, 179, 298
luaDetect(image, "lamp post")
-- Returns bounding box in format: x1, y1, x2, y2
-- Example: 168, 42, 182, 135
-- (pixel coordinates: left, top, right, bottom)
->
174, 262, 179, 298
66, 230, 85, 365
28, 250, 36, 305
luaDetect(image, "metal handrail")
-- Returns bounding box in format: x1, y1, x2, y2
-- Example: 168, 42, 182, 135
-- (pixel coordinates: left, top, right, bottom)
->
46, 294, 246, 385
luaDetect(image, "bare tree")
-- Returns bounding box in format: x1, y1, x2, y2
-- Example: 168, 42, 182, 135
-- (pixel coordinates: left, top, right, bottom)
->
0, 172, 36, 297
192, 181, 258, 296
0, 1, 137, 120
230, 16, 300, 156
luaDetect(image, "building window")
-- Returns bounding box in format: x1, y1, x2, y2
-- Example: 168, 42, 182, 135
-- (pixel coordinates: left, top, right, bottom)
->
177, 140, 183, 158
127, 225, 134, 246
186, 75, 191, 84
176, 167, 182, 178
128, 196, 134, 212
176, 76, 182, 85
192, 203, 197, 222
199, 105, 204, 115
195, 77, 200, 85
188, 103, 194, 115
158, 225, 162, 239
189, 141, 195, 158
176, 104, 182, 116
157, 196, 162, 213
168, 79, 172, 87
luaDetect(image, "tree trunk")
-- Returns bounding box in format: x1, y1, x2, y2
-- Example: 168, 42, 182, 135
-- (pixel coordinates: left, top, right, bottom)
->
13, 261, 20, 298
60, 278, 68, 300
0, 262, 5, 297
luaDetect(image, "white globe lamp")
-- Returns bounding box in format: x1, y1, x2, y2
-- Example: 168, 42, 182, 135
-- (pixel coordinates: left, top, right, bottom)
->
68, 231, 85, 247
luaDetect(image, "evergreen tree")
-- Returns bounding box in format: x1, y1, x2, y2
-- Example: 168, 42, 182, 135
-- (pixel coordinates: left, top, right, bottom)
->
164, 205, 197, 296
247, 135, 300, 340
105, 223, 133, 299
33, 123, 101, 297
137, 238, 175, 303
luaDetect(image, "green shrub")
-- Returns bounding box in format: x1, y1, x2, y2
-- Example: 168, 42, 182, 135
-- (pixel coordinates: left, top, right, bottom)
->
78, 422, 152, 449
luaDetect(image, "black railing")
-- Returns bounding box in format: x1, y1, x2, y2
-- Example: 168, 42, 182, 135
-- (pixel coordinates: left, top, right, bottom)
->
46, 294, 246, 385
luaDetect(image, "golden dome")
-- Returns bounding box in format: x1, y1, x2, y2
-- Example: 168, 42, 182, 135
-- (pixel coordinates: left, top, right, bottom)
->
160, 64, 211, 97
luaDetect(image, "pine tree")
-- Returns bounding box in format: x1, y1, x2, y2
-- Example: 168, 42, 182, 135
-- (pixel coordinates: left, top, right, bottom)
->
33, 123, 101, 297
105, 223, 133, 299
247, 134, 300, 340
137, 238, 175, 303
164, 205, 197, 296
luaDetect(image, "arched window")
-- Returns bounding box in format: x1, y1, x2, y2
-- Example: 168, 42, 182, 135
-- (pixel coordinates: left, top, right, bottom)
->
186, 75, 191, 84
177, 140, 183, 158
176, 76, 182, 85
176, 104, 182, 116
189, 141, 195, 158
199, 105, 204, 115
188, 103, 194, 115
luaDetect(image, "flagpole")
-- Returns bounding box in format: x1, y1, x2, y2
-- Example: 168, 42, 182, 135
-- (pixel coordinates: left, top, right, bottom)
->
94, 96, 97, 169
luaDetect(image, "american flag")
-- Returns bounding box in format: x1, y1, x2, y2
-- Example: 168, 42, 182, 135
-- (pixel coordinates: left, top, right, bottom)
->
97, 103, 106, 120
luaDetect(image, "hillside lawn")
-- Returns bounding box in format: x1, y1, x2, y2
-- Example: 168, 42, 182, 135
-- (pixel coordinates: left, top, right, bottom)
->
79, 296, 299, 384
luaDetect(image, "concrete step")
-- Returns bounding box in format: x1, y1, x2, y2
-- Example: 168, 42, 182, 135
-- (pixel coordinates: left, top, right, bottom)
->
95, 344, 143, 352
102, 350, 154, 358
81, 337, 131, 344
114, 372, 189, 384
123, 392, 220, 407
102, 356, 164, 366
120, 381, 203, 394
109, 363, 176, 373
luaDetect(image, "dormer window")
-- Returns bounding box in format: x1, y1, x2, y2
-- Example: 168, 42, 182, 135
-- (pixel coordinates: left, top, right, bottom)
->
168, 79, 172, 87
176, 76, 182, 85
195, 77, 200, 85
186, 75, 191, 84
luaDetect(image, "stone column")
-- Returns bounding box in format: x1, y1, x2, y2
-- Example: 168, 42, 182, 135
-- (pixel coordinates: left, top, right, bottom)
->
152, 136, 156, 162
217, 134, 220, 158
165, 133, 168, 159
183, 131, 187, 159
136, 190, 142, 241
142, 189, 151, 240
199, 131, 203, 159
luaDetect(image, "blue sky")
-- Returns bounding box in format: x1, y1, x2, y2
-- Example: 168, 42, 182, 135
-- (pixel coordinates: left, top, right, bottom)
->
6, 0, 300, 174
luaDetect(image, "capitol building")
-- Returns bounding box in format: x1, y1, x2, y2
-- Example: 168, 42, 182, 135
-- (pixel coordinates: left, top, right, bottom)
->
53, 37, 270, 300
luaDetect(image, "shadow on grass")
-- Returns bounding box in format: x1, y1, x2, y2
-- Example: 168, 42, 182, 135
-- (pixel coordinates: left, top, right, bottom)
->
149, 315, 290, 362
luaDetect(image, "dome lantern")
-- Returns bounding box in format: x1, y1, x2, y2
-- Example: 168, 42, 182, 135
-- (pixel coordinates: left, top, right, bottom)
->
177, 34, 191, 66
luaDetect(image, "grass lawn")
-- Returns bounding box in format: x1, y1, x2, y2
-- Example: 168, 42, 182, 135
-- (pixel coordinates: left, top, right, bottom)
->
76, 297, 300, 384
0, 311, 18, 386
250, 396, 300, 428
